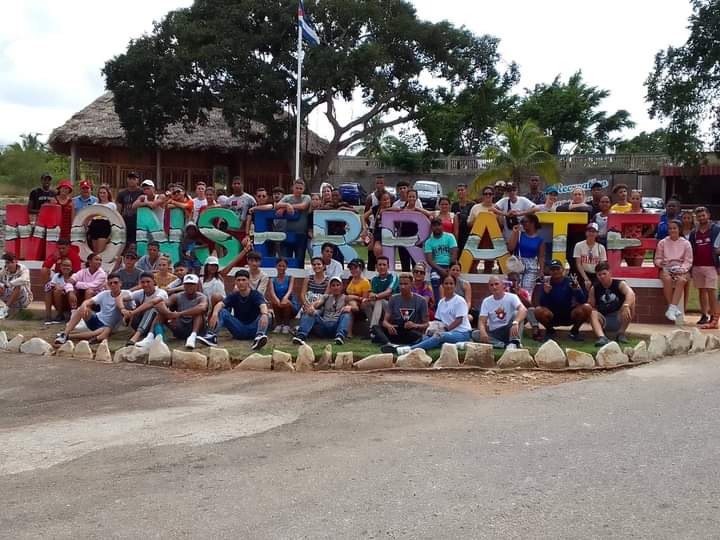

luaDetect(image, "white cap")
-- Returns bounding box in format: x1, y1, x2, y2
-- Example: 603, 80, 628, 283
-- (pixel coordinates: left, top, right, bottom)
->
205, 256, 219, 265
183, 274, 199, 284
141, 179, 155, 188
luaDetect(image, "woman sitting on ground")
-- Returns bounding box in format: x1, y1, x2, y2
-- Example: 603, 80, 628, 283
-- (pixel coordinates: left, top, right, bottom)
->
344, 258, 371, 338
301, 257, 329, 313
44, 257, 76, 324
199, 255, 227, 309
654, 219, 693, 322
449, 262, 477, 322
267, 257, 299, 334
67, 252, 107, 306
388, 275, 472, 355
153, 256, 178, 292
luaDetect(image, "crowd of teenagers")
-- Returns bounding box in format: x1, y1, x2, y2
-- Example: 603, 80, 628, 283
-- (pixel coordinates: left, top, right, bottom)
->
1, 172, 718, 355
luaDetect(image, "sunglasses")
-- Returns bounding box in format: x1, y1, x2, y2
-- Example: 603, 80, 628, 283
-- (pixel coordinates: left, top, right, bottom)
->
483, 192, 493, 196
414, 270, 426, 274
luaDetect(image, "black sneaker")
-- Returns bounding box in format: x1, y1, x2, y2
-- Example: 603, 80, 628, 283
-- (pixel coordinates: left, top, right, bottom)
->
197, 332, 218, 346
292, 336, 305, 346
616, 333, 629, 344
381, 344, 397, 354
569, 332, 585, 342
251, 334, 268, 351
54, 332, 68, 345
595, 336, 610, 347
697, 314, 710, 325
335, 336, 344, 346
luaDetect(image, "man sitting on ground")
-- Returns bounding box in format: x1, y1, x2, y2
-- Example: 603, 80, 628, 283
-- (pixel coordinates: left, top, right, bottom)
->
362, 255, 399, 335
533, 259, 592, 341
589, 262, 636, 346
119, 272, 169, 347
293, 276, 356, 346
0, 253, 33, 314
375, 272, 429, 350
154, 274, 208, 350
136, 241, 162, 273
472, 275, 527, 349
202, 269, 270, 351
116, 251, 142, 290
320, 242, 344, 279
246, 251, 270, 295
41, 238, 81, 285
54, 273, 129, 345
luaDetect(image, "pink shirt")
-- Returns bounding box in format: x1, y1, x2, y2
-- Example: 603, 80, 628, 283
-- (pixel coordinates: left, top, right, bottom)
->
655, 237, 693, 272
71, 267, 107, 291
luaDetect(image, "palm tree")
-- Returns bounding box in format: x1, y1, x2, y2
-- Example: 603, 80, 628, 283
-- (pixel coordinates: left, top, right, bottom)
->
9, 133, 46, 152
346, 117, 391, 158
471, 120, 559, 195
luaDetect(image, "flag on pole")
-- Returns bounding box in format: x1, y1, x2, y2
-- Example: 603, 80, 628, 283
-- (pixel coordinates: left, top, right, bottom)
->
298, 0, 320, 46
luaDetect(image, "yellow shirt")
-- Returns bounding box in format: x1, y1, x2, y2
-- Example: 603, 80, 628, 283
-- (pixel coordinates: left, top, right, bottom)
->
154, 272, 178, 290
610, 203, 632, 213
346, 278, 371, 297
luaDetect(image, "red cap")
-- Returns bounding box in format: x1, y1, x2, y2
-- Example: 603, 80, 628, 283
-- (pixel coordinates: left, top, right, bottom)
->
79, 180, 92, 189
57, 180, 73, 192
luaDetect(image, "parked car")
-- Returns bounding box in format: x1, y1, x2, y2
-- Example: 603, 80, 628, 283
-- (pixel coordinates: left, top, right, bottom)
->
413, 180, 443, 210
338, 182, 368, 206
642, 197, 665, 214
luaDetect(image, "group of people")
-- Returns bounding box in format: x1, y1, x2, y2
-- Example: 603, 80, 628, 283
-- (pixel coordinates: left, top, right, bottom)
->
3, 171, 718, 355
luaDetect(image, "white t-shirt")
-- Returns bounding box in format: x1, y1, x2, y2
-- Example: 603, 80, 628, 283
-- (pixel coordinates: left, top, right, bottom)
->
573, 240, 607, 274
96, 201, 117, 211
130, 287, 168, 306
480, 292, 522, 331
494, 196, 535, 214
392, 198, 424, 209
192, 198, 208, 222
435, 294, 472, 332
312, 258, 343, 279
92, 289, 131, 327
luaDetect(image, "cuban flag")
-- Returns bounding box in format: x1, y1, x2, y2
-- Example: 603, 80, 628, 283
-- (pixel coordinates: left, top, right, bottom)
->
298, 0, 320, 46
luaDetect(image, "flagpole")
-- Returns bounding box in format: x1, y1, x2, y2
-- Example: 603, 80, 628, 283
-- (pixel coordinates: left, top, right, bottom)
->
294, 13, 303, 181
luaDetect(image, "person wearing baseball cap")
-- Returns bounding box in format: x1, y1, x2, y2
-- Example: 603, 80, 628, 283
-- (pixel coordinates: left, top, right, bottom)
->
155, 272, 208, 349
73, 180, 98, 212
573, 222, 607, 292
132, 179, 166, 225
493, 180, 506, 203
293, 275, 356, 346
534, 259, 591, 342
28, 172, 56, 216
344, 258, 370, 338
201, 268, 270, 351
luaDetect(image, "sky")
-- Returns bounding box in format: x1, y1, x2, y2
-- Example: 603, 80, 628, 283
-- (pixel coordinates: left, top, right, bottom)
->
0, 0, 694, 149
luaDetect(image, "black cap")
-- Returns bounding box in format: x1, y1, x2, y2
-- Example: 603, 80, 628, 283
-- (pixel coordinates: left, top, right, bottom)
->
590, 181, 603, 189
549, 259, 564, 268
127, 171, 139, 178
124, 251, 138, 258
41, 172, 52, 180
348, 258, 365, 269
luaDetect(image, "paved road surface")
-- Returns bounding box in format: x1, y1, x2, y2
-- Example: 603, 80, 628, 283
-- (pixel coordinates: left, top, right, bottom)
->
1, 352, 720, 539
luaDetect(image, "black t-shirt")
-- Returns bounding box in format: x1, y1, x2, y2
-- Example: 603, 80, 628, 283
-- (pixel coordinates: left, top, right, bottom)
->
223, 290, 266, 324
452, 201, 475, 242
28, 188, 56, 213
117, 188, 143, 218
593, 279, 626, 315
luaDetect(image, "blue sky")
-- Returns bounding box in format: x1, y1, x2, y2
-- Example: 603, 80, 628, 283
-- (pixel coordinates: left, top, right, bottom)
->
0, 0, 693, 148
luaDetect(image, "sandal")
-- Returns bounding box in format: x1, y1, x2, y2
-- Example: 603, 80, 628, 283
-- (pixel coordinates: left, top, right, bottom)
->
701, 315, 719, 330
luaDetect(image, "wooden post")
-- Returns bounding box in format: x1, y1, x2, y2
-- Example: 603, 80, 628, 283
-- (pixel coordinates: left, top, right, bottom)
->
70, 143, 78, 183
156, 149, 162, 190
115, 164, 121, 190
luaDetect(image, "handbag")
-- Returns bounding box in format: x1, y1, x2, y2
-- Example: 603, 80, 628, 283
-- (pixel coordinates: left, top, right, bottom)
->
506, 230, 525, 273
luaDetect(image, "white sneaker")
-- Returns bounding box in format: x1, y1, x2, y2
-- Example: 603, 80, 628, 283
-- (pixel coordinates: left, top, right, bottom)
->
665, 305, 678, 322
396, 346, 411, 355
282, 325, 290, 334
185, 334, 196, 350
506, 343, 518, 350
135, 333, 155, 348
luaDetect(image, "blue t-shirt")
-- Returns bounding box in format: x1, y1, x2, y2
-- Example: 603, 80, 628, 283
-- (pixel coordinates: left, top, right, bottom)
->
73, 195, 98, 212
539, 277, 587, 317
517, 233, 544, 258
223, 290, 266, 324
424, 232, 457, 266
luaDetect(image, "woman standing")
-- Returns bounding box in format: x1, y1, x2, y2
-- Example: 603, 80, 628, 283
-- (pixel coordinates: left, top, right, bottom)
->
267, 258, 299, 334
507, 215, 545, 290
88, 184, 116, 254
53, 180, 74, 241
681, 210, 695, 238
654, 220, 693, 322
593, 195, 612, 246
363, 190, 392, 264
435, 197, 455, 234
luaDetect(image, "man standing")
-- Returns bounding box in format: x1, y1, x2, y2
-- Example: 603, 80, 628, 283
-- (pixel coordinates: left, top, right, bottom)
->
375, 272, 428, 350
137, 241, 162, 273
573, 223, 608, 291
656, 198, 681, 241
155, 274, 208, 349
494, 182, 537, 241
54, 273, 129, 345
365, 175, 389, 211
117, 171, 143, 245
73, 180, 98, 211
424, 217, 458, 303
452, 183, 475, 254
132, 179, 166, 224
191, 181, 208, 222
688, 206, 720, 328
28, 173, 56, 216
120, 272, 169, 347
224, 176, 256, 242
589, 262, 636, 346
293, 276, 356, 346
589, 181, 605, 216
534, 260, 592, 341
203, 269, 270, 350
279, 179, 312, 265
472, 275, 527, 349
493, 180, 506, 203
362, 255, 399, 333
524, 175, 546, 205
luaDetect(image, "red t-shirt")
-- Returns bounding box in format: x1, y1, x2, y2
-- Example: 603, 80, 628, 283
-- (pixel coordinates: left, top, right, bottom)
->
43, 247, 82, 273
693, 229, 715, 267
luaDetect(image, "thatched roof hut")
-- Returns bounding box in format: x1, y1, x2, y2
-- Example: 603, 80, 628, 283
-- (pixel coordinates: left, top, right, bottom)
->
48, 92, 328, 192
48, 92, 328, 156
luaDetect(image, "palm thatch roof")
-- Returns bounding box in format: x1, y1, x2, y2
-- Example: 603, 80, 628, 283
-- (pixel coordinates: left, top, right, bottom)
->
48, 92, 329, 156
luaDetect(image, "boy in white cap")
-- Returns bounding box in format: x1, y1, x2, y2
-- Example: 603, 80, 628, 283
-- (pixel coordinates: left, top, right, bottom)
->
154, 274, 208, 349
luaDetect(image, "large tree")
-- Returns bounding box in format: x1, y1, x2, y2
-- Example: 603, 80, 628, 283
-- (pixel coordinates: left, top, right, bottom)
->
646, 0, 718, 164
103, 0, 514, 183
614, 129, 669, 154
514, 71, 635, 155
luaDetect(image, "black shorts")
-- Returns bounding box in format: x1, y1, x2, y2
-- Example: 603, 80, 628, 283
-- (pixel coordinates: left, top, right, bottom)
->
170, 317, 205, 339
88, 218, 111, 239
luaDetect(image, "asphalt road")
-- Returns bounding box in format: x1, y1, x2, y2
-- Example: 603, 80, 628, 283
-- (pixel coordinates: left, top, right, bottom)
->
2, 352, 720, 539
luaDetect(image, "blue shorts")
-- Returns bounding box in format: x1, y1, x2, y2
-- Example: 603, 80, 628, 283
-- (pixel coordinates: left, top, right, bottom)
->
85, 314, 108, 331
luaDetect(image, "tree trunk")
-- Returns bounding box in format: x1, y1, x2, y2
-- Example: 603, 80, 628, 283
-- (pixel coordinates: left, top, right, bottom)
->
312, 143, 341, 191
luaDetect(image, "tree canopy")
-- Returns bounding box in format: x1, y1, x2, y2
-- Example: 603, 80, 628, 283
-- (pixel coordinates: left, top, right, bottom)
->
103, 0, 515, 182
646, 0, 719, 164
614, 129, 669, 154
513, 71, 634, 155
0, 134, 69, 194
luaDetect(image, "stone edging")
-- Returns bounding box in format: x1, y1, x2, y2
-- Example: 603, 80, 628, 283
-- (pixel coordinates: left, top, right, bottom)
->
1, 328, 717, 373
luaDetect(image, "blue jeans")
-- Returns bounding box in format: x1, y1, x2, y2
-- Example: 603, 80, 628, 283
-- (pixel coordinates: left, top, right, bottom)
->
281, 233, 308, 268
411, 328, 472, 351
217, 309, 269, 340
297, 312, 351, 339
